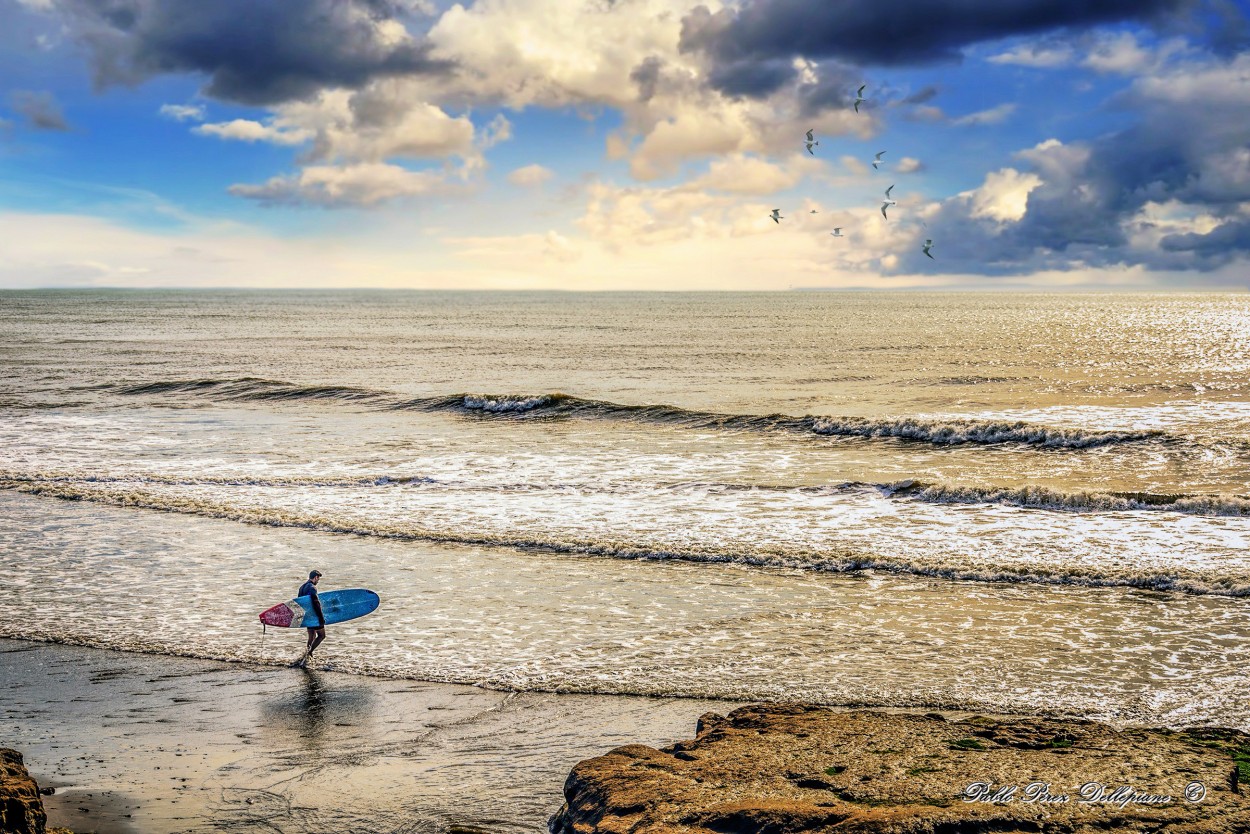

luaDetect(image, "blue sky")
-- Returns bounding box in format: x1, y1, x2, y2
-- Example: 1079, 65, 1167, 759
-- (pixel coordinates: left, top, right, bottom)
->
1, 0, 1248, 289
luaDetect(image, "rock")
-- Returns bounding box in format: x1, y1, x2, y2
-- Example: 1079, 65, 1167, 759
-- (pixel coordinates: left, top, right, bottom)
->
0, 748, 47, 834
549, 705, 1250, 833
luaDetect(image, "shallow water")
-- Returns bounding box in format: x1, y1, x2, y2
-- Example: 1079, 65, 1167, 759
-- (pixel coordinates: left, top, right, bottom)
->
2, 290, 1249, 727
0, 639, 731, 834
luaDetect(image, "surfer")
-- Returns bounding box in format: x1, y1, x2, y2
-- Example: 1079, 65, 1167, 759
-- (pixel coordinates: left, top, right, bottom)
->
296, 569, 326, 667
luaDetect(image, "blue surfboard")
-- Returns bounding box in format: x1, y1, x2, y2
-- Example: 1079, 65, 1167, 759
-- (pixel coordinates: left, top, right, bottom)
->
259, 588, 380, 628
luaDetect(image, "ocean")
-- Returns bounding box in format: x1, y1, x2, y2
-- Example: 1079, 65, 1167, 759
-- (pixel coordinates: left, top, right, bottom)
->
2, 289, 1249, 728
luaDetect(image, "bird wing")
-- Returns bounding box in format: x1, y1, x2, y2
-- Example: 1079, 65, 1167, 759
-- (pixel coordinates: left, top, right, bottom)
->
881, 204, 888, 218
858, 84, 866, 95
885, 184, 894, 198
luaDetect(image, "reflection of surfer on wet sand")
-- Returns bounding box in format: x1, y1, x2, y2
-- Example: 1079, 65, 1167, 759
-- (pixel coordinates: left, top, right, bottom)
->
294, 668, 327, 739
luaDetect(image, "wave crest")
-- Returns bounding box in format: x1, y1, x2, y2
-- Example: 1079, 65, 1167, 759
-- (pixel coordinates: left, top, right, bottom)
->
111, 377, 1168, 449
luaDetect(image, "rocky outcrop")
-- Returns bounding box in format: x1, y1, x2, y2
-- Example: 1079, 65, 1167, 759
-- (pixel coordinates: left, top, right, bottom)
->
0, 748, 48, 834
549, 705, 1250, 833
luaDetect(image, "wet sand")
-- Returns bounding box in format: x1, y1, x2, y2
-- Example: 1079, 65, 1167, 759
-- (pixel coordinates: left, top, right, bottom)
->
0, 638, 735, 834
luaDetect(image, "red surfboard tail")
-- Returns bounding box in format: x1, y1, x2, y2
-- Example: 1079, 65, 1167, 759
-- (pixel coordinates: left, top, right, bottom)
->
259, 602, 296, 628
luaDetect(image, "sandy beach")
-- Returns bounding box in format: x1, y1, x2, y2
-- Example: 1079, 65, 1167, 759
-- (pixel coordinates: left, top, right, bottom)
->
0, 638, 735, 834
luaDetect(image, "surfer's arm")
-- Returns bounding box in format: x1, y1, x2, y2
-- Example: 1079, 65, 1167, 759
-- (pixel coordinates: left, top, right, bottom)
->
310, 592, 326, 627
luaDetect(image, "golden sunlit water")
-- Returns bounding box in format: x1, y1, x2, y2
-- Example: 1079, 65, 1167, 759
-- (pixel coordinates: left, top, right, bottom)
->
2, 290, 1249, 728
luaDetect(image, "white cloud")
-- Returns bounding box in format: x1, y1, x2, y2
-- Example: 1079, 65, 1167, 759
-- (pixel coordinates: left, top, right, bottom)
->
952, 103, 1017, 126
627, 109, 750, 181
479, 113, 512, 149
896, 157, 925, 174
1127, 51, 1250, 110
1013, 138, 1092, 185
507, 164, 555, 187
988, 32, 1194, 76
422, 0, 875, 178
228, 163, 448, 207
194, 119, 312, 145
961, 168, 1043, 223
199, 84, 489, 205
987, 43, 1074, 68
281, 87, 477, 163
1081, 32, 1192, 75
686, 153, 823, 195
425, 0, 687, 110
1126, 200, 1224, 252
158, 104, 205, 122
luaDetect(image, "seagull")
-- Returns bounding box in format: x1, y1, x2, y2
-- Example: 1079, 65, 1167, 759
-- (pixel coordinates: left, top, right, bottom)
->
923, 239, 935, 259
770, 208, 783, 224
831, 227, 844, 237
881, 185, 896, 219
810, 209, 819, 214
854, 85, 866, 113
872, 151, 886, 170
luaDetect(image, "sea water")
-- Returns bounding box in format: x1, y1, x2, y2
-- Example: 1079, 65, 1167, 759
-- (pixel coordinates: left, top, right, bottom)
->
2, 289, 1249, 727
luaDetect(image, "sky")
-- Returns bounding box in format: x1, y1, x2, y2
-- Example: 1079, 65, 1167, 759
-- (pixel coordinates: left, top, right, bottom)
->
0, 0, 1248, 290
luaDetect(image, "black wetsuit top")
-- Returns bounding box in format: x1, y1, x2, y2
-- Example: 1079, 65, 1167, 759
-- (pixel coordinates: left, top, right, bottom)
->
298, 581, 325, 627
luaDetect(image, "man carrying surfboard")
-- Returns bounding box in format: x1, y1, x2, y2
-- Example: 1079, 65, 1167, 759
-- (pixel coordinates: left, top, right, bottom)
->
296, 569, 326, 667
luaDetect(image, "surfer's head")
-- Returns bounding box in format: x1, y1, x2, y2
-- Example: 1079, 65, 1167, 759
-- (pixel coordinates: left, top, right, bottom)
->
309, 570, 322, 583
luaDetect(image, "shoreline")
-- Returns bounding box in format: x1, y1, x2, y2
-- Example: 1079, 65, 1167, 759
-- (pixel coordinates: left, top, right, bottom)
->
0, 638, 740, 834
7, 636, 1245, 834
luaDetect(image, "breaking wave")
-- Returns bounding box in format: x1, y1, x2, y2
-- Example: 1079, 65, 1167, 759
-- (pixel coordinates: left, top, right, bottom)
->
2, 472, 1249, 596
6, 469, 1247, 518
107, 378, 1166, 449
886, 480, 1250, 517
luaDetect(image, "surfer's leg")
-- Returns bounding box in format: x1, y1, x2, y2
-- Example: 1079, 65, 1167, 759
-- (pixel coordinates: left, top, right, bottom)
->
307, 626, 325, 655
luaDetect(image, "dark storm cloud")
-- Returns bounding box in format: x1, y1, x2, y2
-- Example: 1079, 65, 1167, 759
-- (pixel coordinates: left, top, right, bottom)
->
51, 0, 455, 105
10, 90, 70, 131
895, 105, 1250, 275
706, 58, 796, 99
681, 0, 1191, 75
1161, 221, 1250, 267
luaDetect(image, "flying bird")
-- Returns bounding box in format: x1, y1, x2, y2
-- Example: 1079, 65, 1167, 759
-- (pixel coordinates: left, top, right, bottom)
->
873, 151, 886, 170
831, 228, 844, 237
854, 85, 866, 113
810, 209, 819, 214
770, 208, 783, 224
923, 239, 935, 259
881, 185, 896, 219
